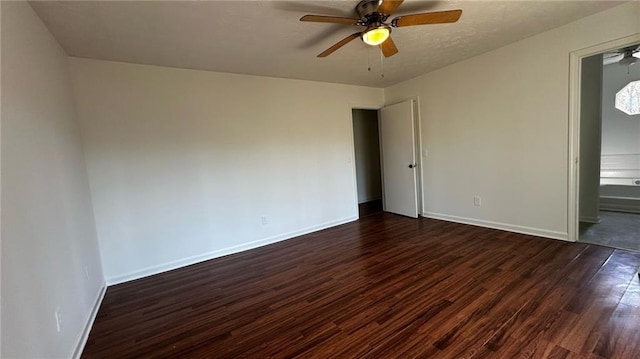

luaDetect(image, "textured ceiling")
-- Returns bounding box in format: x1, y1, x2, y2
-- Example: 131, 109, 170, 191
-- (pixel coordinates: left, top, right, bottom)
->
30, 0, 624, 87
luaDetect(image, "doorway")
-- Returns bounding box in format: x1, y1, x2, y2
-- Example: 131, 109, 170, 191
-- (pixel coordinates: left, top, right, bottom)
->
575, 42, 640, 251
352, 109, 383, 217
352, 99, 422, 219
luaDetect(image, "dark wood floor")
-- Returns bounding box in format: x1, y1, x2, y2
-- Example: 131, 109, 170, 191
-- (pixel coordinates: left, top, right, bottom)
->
83, 213, 640, 358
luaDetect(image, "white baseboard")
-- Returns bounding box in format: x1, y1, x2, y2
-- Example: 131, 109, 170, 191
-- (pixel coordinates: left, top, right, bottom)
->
579, 216, 601, 224
72, 282, 107, 359
600, 196, 640, 214
422, 212, 570, 242
107, 216, 357, 285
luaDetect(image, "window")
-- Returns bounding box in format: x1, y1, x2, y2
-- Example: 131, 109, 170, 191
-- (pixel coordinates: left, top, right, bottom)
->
615, 80, 640, 115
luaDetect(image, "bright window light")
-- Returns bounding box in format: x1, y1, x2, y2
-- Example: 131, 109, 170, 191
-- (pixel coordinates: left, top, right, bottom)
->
615, 80, 640, 115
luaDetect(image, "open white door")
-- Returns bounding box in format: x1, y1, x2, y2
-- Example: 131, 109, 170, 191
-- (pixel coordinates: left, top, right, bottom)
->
380, 100, 418, 218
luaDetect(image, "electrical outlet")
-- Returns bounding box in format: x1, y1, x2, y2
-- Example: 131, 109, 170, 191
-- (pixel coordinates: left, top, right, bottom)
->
55, 309, 62, 332
261, 216, 268, 225
474, 196, 482, 207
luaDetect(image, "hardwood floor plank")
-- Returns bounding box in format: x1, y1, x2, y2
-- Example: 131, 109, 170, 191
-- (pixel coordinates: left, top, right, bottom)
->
558, 250, 640, 355
593, 303, 640, 359
82, 214, 640, 358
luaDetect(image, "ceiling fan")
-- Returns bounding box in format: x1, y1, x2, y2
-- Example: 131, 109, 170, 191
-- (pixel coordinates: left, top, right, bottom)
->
603, 45, 640, 66
300, 0, 462, 58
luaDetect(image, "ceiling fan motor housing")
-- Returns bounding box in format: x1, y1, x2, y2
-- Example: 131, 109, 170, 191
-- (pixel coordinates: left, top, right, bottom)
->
356, 0, 385, 20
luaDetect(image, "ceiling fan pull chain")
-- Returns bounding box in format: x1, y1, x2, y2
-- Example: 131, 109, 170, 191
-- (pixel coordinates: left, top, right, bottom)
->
380, 50, 385, 78
368, 48, 372, 72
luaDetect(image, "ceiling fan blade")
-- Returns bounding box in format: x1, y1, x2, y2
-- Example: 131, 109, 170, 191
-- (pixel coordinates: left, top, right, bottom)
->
380, 36, 399, 57
392, 9, 462, 27
378, 0, 404, 15
318, 33, 361, 57
603, 52, 622, 59
603, 54, 623, 66
300, 15, 359, 25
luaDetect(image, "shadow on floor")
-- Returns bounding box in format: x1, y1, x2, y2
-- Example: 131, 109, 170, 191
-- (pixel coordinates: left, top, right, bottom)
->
358, 199, 382, 217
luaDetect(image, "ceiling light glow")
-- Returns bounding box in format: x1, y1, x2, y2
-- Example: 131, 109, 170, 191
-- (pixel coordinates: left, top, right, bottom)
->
362, 26, 390, 46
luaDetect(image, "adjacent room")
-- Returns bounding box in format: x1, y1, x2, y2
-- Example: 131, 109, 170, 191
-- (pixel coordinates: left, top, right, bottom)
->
2, 1, 640, 358
579, 44, 640, 251
352, 108, 383, 217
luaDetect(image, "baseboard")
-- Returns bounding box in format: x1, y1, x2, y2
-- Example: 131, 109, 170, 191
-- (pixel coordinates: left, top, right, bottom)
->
107, 216, 358, 285
599, 206, 640, 214
422, 212, 570, 242
579, 216, 601, 224
72, 282, 107, 359
600, 196, 640, 214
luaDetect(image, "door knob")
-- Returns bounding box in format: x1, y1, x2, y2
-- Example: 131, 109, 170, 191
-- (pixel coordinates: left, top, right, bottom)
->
408, 163, 417, 169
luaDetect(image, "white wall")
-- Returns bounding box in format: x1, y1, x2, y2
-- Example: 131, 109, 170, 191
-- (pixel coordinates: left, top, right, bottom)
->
1, 2, 105, 358
579, 55, 603, 223
600, 57, 640, 186
384, 2, 640, 240
601, 59, 640, 156
1, 2, 3, 354
352, 109, 382, 204
0, 3, 3, 354
69, 58, 384, 283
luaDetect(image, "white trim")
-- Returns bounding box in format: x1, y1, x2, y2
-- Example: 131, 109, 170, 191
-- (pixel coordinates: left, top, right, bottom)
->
411, 97, 424, 215
600, 196, 640, 214
378, 111, 386, 212
579, 216, 601, 224
72, 283, 107, 359
423, 212, 570, 242
107, 216, 357, 285
568, 33, 640, 242
600, 196, 640, 201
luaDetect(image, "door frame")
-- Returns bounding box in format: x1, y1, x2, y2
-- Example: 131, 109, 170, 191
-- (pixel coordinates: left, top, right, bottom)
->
349, 97, 423, 218
568, 33, 640, 242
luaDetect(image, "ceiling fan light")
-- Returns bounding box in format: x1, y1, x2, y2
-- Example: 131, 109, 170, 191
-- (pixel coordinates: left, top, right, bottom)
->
362, 26, 390, 46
